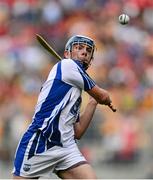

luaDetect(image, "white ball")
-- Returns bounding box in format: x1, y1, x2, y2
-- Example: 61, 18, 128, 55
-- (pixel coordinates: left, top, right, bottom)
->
118, 14, 130, 25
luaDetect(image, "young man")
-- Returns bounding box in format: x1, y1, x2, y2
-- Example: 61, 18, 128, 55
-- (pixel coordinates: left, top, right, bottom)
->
12, 35, 115, 179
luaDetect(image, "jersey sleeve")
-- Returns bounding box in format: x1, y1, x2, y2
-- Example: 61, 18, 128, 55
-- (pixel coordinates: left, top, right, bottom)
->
61, 59, 96, 91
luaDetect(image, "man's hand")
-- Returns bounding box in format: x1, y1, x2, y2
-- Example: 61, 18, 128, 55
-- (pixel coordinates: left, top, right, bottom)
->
99, 89, 112, 105
87, 85, 117, 112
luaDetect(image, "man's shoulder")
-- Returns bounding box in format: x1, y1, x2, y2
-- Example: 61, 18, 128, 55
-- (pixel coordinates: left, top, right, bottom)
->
62, 58, 73, 63
61, 58, 77, 67
62, 59, 83, 69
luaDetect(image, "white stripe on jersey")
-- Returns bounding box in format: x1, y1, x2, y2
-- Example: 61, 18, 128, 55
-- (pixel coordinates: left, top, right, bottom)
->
39, 88, 73, 134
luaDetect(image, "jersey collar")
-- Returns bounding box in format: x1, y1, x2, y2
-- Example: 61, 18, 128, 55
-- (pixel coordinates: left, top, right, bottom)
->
72, 59, 86, 71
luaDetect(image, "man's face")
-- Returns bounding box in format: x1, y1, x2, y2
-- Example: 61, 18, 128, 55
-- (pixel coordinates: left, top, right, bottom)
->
65, 43, 94, 68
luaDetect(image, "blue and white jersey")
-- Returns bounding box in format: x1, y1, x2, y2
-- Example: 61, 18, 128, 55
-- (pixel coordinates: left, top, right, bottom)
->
15, 59, 95, 160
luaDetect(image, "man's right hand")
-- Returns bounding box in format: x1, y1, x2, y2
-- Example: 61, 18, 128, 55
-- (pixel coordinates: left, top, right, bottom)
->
87, 85, 116, 112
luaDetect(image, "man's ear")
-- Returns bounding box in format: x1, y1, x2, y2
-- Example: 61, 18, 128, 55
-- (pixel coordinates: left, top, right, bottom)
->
64, 51, 71, 58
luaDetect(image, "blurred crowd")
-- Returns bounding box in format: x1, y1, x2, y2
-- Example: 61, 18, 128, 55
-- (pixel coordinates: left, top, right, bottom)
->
1, 0, 153, 178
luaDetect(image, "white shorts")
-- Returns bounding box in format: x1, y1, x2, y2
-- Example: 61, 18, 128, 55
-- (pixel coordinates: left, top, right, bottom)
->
13, 143, 87, 178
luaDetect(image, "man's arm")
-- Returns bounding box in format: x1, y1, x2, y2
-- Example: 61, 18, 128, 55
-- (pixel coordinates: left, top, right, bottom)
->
87, 85, 112, 106
88, 85, 116, 111
74, 97, 98, 139
74, 85, 115, 139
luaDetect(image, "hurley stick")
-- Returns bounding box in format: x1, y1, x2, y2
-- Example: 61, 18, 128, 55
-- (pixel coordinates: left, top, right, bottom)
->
36, 34, 62, 60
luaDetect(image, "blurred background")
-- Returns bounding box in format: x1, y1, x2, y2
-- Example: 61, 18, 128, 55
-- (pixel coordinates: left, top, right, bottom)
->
1, 0, 153, 179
